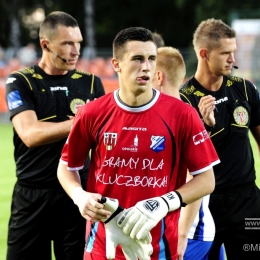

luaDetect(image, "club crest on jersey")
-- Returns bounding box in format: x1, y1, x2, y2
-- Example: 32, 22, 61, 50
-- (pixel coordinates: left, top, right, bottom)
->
143, 199, 160, 213
70, 99, 85, 114
233, 106, 248, 126
150, 135, 165, 153
104, 132, 117, 151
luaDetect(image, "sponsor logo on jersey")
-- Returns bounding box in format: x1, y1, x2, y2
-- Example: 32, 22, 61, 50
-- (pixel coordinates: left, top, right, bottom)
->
70, 99, 85, 114
150, 135, 165, 153
50, 86, 68, 91
104, 132, 117, 150
122, 127, 147, 131
233, 106, 248, 126
122, 147, 138, 152
122, 135, 138, 152
7, 90, 23, 110
6, 77, 16, 84
215, 96, 228, 104
143, 199, 160, 213
193, 130, 209, 145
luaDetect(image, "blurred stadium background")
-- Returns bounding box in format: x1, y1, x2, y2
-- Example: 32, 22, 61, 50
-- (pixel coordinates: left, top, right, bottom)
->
1, 1, 260, 123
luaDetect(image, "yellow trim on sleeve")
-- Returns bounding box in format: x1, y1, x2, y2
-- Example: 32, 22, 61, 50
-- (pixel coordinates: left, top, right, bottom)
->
90, 74, 94, 94
38, 115, 57, 121
14, 71, 33, 91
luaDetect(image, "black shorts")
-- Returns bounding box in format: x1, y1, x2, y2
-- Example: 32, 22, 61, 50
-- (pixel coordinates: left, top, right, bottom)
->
6, 182, 86, 260
208, 183, 260, 260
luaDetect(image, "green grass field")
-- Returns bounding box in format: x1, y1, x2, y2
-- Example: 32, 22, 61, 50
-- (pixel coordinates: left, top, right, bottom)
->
0, 123, 260, 259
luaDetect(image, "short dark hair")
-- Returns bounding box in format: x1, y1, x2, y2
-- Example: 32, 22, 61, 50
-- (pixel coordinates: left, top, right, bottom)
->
39, 11, 79, 41
113, 27, 155, 59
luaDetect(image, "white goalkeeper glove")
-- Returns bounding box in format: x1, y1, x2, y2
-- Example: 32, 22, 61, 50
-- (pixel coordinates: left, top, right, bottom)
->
101, 197, 153, 260
117, 191, 185, 241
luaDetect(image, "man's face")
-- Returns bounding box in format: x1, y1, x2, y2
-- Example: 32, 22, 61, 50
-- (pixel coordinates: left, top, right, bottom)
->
48, 25, 83, 71
116, 41, 157, 96
208, 37, 237, 77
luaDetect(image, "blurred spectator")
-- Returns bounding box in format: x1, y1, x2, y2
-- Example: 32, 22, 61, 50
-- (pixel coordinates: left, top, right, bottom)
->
17, 42, 37, 66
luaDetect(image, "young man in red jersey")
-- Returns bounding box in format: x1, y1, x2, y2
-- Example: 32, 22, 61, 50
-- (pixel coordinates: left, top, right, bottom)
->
57, 27, 219, 260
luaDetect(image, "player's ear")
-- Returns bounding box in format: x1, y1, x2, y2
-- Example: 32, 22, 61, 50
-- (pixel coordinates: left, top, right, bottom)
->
199, 48, 208, 60
40, 39, 49, 51
111, 58, 121, 72
157, 71, 164, 86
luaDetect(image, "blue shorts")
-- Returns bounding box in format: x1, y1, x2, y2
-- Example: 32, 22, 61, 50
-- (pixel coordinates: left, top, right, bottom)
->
184, 239, 213, 260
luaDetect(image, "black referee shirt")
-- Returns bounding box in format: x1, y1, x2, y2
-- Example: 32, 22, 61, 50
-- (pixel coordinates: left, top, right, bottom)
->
180, 75, 260, 192
6, 65, 105, 188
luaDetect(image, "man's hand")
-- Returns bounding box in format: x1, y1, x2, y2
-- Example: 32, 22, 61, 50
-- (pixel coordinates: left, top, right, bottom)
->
71, 188, 111, 222
102, 197, 153, 260
117, 192, 182, 241
198, 95, 216, 126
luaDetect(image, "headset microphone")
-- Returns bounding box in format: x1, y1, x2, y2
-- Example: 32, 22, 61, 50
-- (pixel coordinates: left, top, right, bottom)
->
44, 45, 67, 63
233, 65, 238, 69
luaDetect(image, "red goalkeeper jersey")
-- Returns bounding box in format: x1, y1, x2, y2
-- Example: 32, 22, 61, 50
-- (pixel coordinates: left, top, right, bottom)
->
61, 89, 219, 259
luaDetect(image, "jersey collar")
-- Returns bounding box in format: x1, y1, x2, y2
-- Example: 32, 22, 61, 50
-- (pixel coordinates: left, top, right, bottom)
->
113, 88, 160, 112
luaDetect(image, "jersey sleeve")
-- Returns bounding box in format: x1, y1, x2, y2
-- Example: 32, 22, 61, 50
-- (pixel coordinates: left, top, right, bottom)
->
60, 105, 94, 171
5, 72, 35, 119
181, 106, 220, 175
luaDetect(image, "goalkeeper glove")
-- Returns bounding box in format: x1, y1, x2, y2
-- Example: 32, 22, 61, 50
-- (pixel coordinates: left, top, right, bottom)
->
101, 197, 153, 260
117, 191, 185, 241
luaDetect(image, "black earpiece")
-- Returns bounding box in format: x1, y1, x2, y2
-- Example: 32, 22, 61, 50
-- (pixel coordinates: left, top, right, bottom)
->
43, 45, 67, 63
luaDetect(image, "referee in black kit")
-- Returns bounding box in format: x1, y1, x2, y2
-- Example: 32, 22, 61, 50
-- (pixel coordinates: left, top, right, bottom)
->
180, 18, 260, 260
5, 11, 105, 260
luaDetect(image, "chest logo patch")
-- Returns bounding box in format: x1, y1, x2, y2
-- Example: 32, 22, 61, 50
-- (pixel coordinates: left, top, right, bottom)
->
150, 135, 165, 153
233, 106, 248, 126
70, 99, 85, 114
104, 132, 117, 151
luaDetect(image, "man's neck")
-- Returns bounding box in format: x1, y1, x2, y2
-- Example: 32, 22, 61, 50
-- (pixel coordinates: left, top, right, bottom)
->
38, 59, 68, 76
118, 88, 154, 107
194, 71, 223, 92
162, 84, 181, 100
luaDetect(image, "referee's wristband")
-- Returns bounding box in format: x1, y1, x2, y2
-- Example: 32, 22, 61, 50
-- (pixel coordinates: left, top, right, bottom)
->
204, 122, 215, 132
